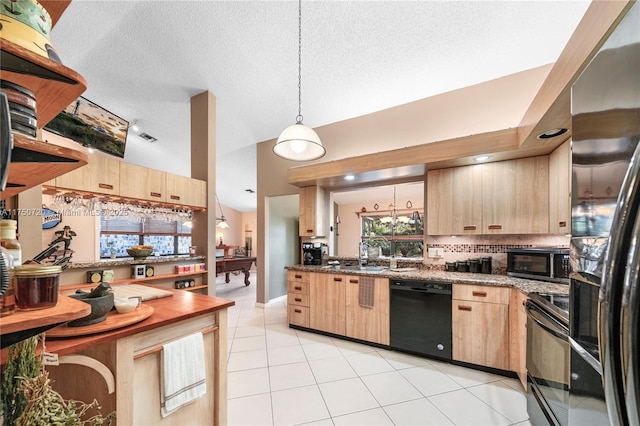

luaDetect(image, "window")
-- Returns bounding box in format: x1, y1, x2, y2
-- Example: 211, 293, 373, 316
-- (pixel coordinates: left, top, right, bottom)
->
100, 217, 192, 258
361, 211, 424, 257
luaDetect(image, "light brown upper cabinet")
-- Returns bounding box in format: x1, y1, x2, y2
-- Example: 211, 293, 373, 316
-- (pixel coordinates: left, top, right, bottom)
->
119, 162, 166, 202
427, 164, 483, 235
54, 154, 120, 196
166, 174, 206, 208
299, 185, 328, 237
428, 156, 549, 235
482, 156, 549, 234
548, 140, 571, 234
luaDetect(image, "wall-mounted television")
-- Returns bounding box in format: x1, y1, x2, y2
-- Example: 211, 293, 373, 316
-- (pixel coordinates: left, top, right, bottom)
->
44, 97, 129, 158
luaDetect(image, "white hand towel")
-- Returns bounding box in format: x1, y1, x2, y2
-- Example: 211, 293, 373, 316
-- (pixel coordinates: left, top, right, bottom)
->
160, 332, 207, 417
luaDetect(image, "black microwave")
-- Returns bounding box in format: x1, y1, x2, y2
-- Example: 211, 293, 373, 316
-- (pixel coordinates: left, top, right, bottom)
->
506, 247, 570, 283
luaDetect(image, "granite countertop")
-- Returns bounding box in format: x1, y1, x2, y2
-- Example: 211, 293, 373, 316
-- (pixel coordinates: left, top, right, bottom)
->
67, 255, 206, 269
285, 264, 569, 296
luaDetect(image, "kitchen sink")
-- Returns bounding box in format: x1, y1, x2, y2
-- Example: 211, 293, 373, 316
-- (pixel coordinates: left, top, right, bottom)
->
337, 265, 387, 272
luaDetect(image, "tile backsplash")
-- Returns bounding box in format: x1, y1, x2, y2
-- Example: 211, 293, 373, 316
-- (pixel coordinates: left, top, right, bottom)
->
425, 234, 570, 273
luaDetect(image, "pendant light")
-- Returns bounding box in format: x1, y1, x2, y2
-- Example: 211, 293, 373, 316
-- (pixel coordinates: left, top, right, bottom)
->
216, 195, 229, 229
273, 0, 326, 161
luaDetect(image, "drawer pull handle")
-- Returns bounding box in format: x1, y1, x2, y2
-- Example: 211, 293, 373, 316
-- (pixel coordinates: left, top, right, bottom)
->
150, 192, 162, 198
488, 224, 502, 230
294, 309, 302, 314
349, 279, 358, 283
295, 274, 303, 279
559, 221, 567, 227
98, 183, 113, 190
306, 229, 314, 234
294, 298, 302, 302
463, 225, 477, 231
170, 195, 180, 200
472, 291, 487, 297
334, 278, 343, 282
294, 286, 302, 291
458, 305, 472, 311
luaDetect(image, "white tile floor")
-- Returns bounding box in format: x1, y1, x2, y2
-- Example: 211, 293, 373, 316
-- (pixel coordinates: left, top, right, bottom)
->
216, 273, 532, 426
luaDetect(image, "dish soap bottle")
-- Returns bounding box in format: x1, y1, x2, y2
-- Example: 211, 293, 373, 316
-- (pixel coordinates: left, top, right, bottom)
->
389, 255, 397, 270
0, 219, 22, 266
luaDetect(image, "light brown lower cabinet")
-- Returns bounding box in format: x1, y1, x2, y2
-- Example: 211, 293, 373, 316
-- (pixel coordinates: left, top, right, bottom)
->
509, 289, 528, 389
310, 273, 346, 335
47, 312, 226, 425
452, 285, 510, 370
345, 276, 390, 345
287, 271, 310, 327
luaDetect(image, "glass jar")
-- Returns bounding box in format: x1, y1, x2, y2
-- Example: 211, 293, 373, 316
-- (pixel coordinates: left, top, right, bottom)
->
0, 247, 16, 316
0, 219, 22, 266
13, 265, 61, 310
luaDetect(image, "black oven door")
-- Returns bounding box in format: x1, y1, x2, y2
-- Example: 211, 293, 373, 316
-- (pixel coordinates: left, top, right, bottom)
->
568, 272, 610, 424
526, 298, 570, 426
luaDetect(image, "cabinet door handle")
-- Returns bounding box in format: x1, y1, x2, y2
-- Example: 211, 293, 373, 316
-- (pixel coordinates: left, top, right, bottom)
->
559, 221, 567, 227
349, 279, 358, 284
334, 278, 343, 282
294, 297, 302, 302
170, 195, 180, 200
295, 274, 303, 279
472, 291, 487, 297
488, 224, 502, 230
458, 305, 472, 311
306, 229, 314, 234
98, 183, 113, 190
463, 225, 477, 231
294, 286, 302, 291
150, 192, 162, 198
294, 309, 302, 314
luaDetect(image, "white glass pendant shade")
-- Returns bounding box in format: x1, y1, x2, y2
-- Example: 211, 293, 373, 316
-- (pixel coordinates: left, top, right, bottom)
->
217, 219, 229, 229
273, 123, 326, 161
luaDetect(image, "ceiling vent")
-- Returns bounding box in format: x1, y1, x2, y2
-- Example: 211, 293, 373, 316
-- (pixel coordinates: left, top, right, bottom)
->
139, 132, 158, 143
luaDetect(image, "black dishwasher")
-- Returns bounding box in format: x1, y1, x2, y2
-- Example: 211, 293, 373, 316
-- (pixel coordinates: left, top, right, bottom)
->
389, 279, 452, 360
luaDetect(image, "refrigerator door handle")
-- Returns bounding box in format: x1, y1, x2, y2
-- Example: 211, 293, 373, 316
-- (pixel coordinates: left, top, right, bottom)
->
622, 211, 640, 426
600, 142, 640, 426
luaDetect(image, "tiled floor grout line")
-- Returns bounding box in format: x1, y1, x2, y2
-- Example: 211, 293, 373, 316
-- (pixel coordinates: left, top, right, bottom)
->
220, 273, 530, 426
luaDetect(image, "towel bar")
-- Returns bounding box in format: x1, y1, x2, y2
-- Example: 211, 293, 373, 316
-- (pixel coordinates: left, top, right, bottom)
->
133, 325, 218, 360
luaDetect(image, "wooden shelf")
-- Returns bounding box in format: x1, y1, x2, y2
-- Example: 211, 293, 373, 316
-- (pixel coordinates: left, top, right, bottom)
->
0, 294, 91, 348
0, 38, 87, 127
1, 133, 88, 200
60, 272, 207, 291
184, 284, 208, 292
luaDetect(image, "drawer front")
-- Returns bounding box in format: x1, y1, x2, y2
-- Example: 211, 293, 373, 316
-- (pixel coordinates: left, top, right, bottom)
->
288, 293, 310, 307
453, 284, 510, 304
288, 270, 310, 284
287, 280, 310, 295
288, 305, 309, 327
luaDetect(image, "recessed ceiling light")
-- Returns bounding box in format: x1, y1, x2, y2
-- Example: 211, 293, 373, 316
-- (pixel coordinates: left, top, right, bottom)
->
537, 128, 568, 139
344, 174, 356, 181
474, 155, 491, 162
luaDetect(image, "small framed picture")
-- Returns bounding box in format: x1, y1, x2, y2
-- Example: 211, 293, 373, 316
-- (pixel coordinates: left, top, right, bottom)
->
132, 264, 146, 279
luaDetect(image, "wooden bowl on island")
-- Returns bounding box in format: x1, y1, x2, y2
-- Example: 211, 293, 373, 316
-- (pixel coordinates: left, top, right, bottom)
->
127, 245, 154, 260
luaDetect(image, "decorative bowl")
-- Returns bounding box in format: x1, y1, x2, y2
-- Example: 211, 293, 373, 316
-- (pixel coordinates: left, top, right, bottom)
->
127, 246, 153, 260
114, 297, 140, 314
68, 292, 114, 327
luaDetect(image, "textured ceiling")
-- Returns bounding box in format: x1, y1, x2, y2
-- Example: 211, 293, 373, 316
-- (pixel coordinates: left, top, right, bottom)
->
50, 1, 590, 211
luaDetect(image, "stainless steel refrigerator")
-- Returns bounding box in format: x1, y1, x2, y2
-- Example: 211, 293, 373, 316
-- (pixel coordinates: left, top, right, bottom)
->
570, 2, 639, 425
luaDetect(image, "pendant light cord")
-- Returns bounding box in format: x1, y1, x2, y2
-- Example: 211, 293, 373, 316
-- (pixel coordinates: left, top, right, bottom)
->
296, 0, 303, 124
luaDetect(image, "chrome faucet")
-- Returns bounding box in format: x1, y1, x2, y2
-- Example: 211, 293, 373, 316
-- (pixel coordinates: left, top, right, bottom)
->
359, 242, 368, 267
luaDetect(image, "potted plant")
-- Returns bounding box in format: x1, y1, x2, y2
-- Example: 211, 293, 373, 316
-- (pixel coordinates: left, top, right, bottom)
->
365, 236, 389, 258
107, 240, 116, 259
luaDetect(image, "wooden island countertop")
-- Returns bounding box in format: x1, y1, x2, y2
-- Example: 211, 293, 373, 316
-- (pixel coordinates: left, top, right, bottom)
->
40, 287, 234, 425
44, 287, 234, 356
